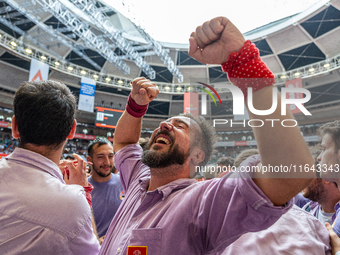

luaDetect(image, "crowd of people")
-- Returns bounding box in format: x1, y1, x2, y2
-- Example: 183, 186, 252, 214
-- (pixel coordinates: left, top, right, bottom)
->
0, 128, 258, 161
1, 16, 340, 255
0, 136, 18, 154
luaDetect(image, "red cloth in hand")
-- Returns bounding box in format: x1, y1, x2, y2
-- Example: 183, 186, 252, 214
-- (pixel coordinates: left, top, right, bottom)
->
83, 183, 94, 209
221, 40, 275, 98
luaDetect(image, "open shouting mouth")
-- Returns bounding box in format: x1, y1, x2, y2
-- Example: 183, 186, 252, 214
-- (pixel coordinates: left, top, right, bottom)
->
154, 134, 172, 145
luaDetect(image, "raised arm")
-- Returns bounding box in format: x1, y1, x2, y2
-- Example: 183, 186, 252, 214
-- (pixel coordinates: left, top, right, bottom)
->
189, 17, 314, 206
113, 77, 159, 153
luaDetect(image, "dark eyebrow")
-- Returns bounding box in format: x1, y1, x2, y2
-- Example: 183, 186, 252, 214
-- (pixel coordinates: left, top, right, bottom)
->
170, 119, 189, 128
96, 153, 114, 156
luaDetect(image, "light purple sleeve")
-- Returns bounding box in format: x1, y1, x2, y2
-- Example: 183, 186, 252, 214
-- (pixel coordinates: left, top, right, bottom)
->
115, 144, 150, 193
192, 155, 293, 253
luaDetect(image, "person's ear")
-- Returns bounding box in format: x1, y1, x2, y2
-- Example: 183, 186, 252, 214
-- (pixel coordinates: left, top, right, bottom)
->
11, 116, 20, 139
87, 155, 92, 163
191, 147, 205, 166
67, 120, 77, 139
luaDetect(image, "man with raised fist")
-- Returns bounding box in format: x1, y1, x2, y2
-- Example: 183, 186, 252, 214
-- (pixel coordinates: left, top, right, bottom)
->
99, 17, 315, 255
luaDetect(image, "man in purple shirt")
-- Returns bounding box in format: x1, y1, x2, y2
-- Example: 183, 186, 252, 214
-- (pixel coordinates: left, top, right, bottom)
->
224, 155, 331, 254
99, 17, 315, 255
302, 177, 340, 225
314, 120, 340, 254
0, 80, 100, 254
87, 138, 123, 240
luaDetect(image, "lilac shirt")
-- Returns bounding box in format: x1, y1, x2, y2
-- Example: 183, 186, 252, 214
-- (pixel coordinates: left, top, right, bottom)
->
89, 173, 123, 237
99, 145, 292, 255
0, 148, 100, 254
224, 205, 331, 254
330, 203, 340, 237
303, 201, 338, 224
294, 192, 311, 208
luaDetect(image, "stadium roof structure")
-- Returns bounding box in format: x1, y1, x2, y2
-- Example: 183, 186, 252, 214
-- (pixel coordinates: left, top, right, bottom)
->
0, 0, 339, 128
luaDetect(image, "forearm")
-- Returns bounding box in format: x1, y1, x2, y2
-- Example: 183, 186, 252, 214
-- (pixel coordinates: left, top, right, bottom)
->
188, 17, 314, 206
250, 87, 314, 171
113, 77, 158, 153
223, 41, 314, 205
250, 86, 314, 205
113, 110, 142, 153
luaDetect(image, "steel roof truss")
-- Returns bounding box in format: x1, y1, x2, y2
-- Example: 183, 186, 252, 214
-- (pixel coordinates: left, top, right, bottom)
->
3, 0, 103, 71
34, 0, 130, 74
0, 15, 64, 59
68, 0, 156, 79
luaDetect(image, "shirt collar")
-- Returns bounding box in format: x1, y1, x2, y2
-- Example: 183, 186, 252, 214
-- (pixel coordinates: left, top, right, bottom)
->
6, 148, 64, 183
333, 202, 340, 222
335, 202, 340, 211
139, 176, 196, 199
309, 201, 320, 210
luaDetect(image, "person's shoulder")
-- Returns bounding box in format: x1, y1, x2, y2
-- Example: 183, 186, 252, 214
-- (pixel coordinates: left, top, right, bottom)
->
88, 176, 94, 185
41, 183, 90, 221
111, 172, 120, 179
115, 144, 148, 175
183, 178, 230, 197
9, 181, 91, 238
290, 204, 311, 214
289, 205, 331, 245
47, 185, 91, 235
107, 173, 122, 185
115, 144, 143, 159
58, 184, 89, 208
274, 205, 326, 235
289, 204, 322, 222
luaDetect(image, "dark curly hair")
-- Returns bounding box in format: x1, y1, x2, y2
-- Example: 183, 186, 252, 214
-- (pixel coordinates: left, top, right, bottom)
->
87, 137, 112, 157
180, 112, 217, 166
14, 80, 76, 149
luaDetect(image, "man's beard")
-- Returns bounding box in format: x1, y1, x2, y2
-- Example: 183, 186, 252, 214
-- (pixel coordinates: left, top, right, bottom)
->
303, 178, 326, 203
92, 163, 112, 178
142, 143, 190, 169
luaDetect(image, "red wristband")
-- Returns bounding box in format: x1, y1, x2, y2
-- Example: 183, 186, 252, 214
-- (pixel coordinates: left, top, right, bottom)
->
83, 183, 93, 209
221, 40, 275, 98
126, 93, 148, 118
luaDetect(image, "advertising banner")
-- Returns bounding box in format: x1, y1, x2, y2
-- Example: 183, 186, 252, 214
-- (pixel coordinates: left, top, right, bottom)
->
184, 92, 199, 117
29, 58, 49, 81
78, 77, 96, 113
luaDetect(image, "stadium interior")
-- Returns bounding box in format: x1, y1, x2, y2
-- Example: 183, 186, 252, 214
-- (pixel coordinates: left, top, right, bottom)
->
0, 0, 340, 162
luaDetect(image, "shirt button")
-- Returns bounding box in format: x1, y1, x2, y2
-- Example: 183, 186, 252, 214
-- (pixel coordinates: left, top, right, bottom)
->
117, 248, 121, 253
